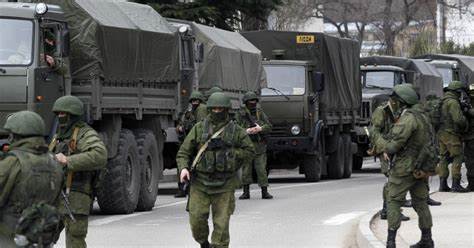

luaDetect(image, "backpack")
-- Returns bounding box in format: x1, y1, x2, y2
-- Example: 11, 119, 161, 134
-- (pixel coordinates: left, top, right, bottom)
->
410, 109, 439, 179
15, 202, 61, 247
424, 98, 443, 132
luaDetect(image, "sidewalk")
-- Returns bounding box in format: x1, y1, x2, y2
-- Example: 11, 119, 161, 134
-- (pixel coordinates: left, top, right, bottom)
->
359, 191, 474, 248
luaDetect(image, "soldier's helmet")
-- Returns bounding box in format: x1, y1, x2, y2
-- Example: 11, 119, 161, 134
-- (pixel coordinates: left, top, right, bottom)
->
3, 111, 45, 136
189, 91, 205, 102
52, 95, 84, 116
207, 92, 231, 109
205, 86, 223, 98
392, 84, 419, 106
242, 91, 259, 103
446, 81, 465, 91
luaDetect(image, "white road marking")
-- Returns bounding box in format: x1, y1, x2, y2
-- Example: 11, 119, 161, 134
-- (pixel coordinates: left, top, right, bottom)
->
321, 211, 367, 226
90, 176, 377, 226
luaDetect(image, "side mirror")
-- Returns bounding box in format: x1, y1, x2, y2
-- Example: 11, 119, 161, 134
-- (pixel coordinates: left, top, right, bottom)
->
312, 71, 324, 92
60, 28, 70, 57
196, 43, 204, 63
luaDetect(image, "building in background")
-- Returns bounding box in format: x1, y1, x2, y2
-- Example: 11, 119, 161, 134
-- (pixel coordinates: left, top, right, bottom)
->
438, 0, 474, 46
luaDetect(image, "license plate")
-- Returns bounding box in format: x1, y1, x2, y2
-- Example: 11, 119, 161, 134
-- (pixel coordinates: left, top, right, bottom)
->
296, 35, 315, 44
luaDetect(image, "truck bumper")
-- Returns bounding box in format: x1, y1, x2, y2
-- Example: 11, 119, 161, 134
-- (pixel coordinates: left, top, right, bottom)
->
267, 136, 313, 152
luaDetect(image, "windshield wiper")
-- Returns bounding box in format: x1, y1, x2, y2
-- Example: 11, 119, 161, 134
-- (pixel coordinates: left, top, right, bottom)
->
365, 85, 392, 90
265, 87, 290, 101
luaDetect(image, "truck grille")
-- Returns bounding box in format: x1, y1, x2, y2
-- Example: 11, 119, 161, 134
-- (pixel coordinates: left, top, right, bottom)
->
360, 100, 371, 120
270, 124, 290, 136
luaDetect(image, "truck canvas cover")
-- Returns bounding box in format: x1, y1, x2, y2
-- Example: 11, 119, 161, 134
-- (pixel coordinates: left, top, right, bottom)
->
39, 0, 180, 82
416, 54, 474, 85
242, 30, 361, 112
169, 20, 266, 92
360, 56, 443, 99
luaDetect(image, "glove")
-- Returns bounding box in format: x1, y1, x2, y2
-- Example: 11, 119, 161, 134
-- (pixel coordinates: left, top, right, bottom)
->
208, 138, 225, 150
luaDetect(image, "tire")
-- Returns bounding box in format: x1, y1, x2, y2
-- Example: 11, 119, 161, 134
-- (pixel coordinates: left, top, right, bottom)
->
353, 155, 363, 171
303, 154, 322, 182
134, 129, 161, 211
342, 134, 353, 178
98, 129, 141, 214
327, 135, 344, 179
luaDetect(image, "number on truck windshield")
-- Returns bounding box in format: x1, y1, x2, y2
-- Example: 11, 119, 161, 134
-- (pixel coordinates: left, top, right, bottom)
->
0, 19, 33, 66
262, 65, 305, 96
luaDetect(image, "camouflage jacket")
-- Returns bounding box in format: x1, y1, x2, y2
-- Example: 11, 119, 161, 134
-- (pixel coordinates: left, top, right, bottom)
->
176, 116, 254, 194
464, 92, 474, 140
179, 103, 208, 134
380, 107, 429, 177
50, 121, 107, 215
235, 107, 272, 154
369, 103, 394, 174
0, 137, 63, 236
439, 91, 467, 136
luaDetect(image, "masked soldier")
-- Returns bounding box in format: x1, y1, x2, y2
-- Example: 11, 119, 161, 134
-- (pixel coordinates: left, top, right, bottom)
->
175, 91, 208, 198
376, 84, 434, 248
438, 81, 468, 192
49, 96, 107, 248
463, 83, 474, 191
0, 111, 63, 247
236, 91, 273, 200
369, 103, 410, 221
176, 92, 254, 248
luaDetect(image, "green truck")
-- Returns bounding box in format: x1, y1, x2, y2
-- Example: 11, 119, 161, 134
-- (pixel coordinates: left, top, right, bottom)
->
242, 31, 360, 182
0, 1, 264, 214
416, 54, 474, 87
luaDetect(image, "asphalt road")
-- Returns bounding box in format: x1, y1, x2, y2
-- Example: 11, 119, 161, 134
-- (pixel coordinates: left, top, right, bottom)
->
54, 159, 440, 248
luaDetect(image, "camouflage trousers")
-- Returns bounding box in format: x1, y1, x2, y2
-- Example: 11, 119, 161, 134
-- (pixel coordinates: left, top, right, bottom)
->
438, 131, 463, 180
387, 175, 432, 230
188, 187, 235, 248
63, 214, 88, 248
241, 153, 269, 187
464, 139, 474, 179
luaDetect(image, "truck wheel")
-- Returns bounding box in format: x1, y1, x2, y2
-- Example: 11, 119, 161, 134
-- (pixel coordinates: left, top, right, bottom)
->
327, 135, 344, 179
342, 134, 353, 178
134, 129, 160, 211
303, 154, 322, 182
353, 155, 363, 170
98, 129, 140, 214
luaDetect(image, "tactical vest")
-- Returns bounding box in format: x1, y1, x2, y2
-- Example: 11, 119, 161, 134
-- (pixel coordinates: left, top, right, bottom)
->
194, 119, 238, 187
183, 109, 198, 133
1, 149, 62, 230
440, 95, 462, 134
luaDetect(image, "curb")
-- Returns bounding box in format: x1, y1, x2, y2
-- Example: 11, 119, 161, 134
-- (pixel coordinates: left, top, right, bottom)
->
356, 209, 385, 248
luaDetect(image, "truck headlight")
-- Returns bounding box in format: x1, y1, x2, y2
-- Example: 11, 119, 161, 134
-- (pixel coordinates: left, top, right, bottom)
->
290, 125, 301, 135
35, 3, 48, 15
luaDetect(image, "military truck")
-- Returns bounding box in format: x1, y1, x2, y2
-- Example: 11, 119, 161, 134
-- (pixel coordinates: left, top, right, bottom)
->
242, 31, 360, 182
416, 54, 474, 87
0, 1, 264, 214
354, 56, 443, 168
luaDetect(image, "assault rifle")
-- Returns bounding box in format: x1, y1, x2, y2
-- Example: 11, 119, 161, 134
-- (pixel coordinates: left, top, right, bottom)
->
460, 90, 472, 113
61, 191, 76, 222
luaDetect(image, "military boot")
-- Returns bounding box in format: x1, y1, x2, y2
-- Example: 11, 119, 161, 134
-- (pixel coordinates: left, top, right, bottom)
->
409, 228, 434, 248
438, 177, 450, 192
386, 228, 397, 248
467, 177, 474, 192
427, 197, 441, 206
239, 185, 250, 200
403, 199, 412, 208
380, 200, 387, 219
400, 212, 410, 221
261, 186, 273, 199
200, 240, 210, 248
451, 178, 469, 193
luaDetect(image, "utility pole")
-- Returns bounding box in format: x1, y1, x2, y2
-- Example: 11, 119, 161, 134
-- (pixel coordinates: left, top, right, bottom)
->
437, 0, 447, 46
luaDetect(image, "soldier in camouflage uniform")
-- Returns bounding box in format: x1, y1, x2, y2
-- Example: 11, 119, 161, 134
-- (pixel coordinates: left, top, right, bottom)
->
369, 103, 410, 221
236, 91, 273, 200
376, 84, 434, 248
438, 81, 469, 192
463, 83, 474, 191
176, 92, 254, 248
175, 91, 208, 197
0, 111, 63, 247
204, 86, 223, 102
49, 96, 107, 248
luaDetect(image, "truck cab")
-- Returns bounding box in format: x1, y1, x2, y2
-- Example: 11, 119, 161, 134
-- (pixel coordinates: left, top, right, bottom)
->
424, 60, 460, 87
0, 3, 69, 137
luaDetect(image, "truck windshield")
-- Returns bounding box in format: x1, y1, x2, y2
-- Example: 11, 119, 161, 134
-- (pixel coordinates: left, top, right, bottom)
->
436, 67, 453, 87
262, 65, 305, 96
364, 71, 398, 89
0, 19, 33, 66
